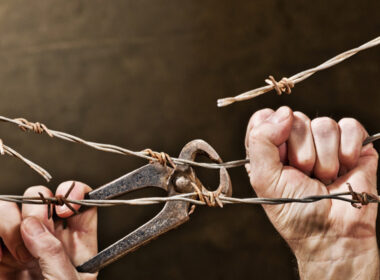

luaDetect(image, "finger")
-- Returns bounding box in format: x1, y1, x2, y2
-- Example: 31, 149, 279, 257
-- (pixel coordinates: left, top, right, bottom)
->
22, 186, 54, 233
245, 108, 275, 175
0, 201, 32, 264
311, 117, 340, 184
55, 182, 97, 265
245, 108, 274, 150
288, 112, 316, 175
0, 214, 32, 265
338, 118, 367, 173
246, 106, 293, 197
21, 217, 80, 280
55, 181, 86, 218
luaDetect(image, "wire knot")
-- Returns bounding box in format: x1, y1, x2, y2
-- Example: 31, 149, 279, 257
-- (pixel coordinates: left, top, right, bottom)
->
38, 181, 78, 219
142, 148, 176, 168
15, 118, 54, 137
265, 75, 294, 95
347, 183, 379, 209
191, 182, 223, 208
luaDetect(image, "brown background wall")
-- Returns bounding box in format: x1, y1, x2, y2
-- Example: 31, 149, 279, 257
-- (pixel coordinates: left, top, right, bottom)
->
0, 1, 379, 279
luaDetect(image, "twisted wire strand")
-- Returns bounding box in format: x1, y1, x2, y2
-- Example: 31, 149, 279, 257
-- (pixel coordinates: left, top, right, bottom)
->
217, 36, 380, 107
0, 116, 247, 169
0, 138, 52, 182
0, 190, 378, 208
1, 116, 380, 175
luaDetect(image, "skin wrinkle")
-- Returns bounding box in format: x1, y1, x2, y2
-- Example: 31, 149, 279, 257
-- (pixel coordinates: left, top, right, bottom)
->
248, 138, 283, 193
272, 169, 330, 237
296, 244, 378, 263
246, 107, 380, 279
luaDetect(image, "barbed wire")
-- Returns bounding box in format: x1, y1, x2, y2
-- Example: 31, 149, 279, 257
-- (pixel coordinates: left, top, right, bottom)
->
0, 184, 377, 213
2, 116, 380, 176
0, 138, 52, 181
0, 116, 248, 170
1, 115, 380, 184
217, 35, 380, 107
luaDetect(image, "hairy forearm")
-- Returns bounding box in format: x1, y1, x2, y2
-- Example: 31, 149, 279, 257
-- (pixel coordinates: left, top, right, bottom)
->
293, 237, 379, 280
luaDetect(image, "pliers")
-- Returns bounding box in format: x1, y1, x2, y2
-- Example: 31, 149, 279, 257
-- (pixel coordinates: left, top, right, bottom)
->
76, 139, 232, 273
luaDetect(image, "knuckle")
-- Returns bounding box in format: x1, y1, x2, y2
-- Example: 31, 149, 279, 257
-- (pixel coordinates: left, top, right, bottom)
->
291, 114, 310, 134
292, 112, 311, 134
311, 117, 337, 130
249, 108, 274, 127
311, 117, 338, 137
338, 118, 363, 133
293, 111, 310, 122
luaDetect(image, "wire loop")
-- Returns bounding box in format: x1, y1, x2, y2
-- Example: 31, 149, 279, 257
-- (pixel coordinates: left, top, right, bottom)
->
347, 182, 379, 209
15, 118, 54, 137
191, 182, 224, 208
142, 148, 176, 168
266, 76, 294, 95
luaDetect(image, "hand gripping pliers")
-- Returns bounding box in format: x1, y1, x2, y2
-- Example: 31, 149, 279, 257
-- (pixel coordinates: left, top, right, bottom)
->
76, 139, 232, 273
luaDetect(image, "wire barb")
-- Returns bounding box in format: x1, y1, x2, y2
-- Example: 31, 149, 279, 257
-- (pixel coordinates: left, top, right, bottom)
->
0, 116, 248, 170
191, 182, 224, 208
347, 182, 379, 209
217, 35, 380, 106
142, 149, 176, 169
265, 76, 294, 95
15, 118, 54, 137
37, 181, 78, 219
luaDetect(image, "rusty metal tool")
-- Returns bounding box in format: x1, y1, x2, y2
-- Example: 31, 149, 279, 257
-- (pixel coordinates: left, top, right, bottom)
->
76, 139, 232, 273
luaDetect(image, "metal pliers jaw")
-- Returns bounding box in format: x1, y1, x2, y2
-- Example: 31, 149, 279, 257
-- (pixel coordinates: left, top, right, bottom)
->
76, 139, 232, 273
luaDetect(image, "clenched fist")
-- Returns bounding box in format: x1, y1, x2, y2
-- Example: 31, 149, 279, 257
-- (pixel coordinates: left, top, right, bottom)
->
245, 107, 379, 279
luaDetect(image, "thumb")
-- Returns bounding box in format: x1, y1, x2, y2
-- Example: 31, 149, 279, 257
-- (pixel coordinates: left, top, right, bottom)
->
20, 217, 80, 280
246, 106, 293, 196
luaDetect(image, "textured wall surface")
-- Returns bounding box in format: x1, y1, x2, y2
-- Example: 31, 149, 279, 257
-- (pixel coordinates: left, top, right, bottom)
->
0, 1, 379, 279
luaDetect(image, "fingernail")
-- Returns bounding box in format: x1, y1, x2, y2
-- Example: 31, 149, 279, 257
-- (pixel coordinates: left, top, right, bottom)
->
268, 107, 291, 124
16, 244, 33, 263
23, 217, 45, 236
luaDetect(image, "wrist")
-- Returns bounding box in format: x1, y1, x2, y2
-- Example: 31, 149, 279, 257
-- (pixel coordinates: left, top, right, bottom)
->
292, 236, 379, 279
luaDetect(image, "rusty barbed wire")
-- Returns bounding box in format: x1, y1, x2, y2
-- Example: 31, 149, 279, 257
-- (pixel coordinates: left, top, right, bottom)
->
217, 35, 380, 107
0, 138, 52, 181
1, 115, 380, 177
0, 117, 379, 215
0, 116, 248, 169
0, 112, 379, 192
0, 184, 377, 212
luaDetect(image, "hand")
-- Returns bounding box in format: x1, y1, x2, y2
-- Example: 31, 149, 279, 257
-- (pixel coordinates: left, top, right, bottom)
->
245, 107, 379, 279
0, 181, 97, 280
